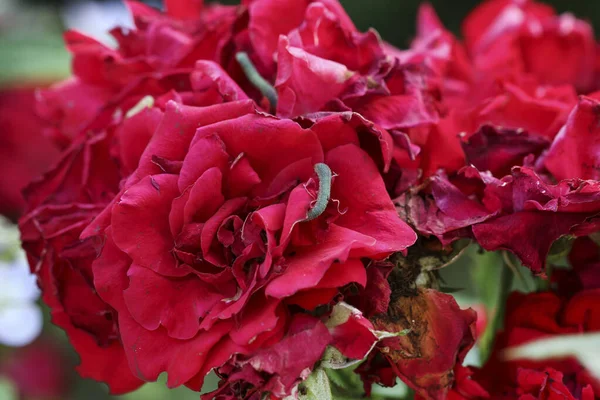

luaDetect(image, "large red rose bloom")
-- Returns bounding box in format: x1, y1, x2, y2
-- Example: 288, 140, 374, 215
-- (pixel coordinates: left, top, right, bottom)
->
86, 100, 416, 392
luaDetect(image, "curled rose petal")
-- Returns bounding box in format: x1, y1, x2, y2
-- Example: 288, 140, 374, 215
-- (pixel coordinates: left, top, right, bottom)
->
371, 289, 477, 400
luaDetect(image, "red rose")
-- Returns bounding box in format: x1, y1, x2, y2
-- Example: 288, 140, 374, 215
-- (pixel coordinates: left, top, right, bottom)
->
19, 61, 249, 392
237, 0, 441, 192
37, 0, 240, 148
19, 1, 247, 392
18, 0, 425, 395
461, 125, 549, 177
399, 165, 600, 273
19, 127, 143, 392
0, 87, 60, 219
475, 290, 600, 399
381, 4, 580, 196
462, 0, 597, 92
85, 100, 416, 393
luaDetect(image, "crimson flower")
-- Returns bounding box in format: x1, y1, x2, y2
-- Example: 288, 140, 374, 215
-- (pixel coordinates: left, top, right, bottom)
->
85, 99, 416, 392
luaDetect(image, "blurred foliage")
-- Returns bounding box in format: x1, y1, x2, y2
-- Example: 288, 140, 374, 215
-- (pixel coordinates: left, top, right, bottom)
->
0, 36, 70, 86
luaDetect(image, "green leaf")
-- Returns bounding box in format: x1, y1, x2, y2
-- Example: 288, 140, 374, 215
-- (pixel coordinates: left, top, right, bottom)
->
326, 365, 365, 398
320, 346, 362, 370
477, 252, 514, 364
470, 249, 504, 310
298, 368, 333, 400
546, 235, 575, 266
0, 378, 17, 400
438, 286, 465, 294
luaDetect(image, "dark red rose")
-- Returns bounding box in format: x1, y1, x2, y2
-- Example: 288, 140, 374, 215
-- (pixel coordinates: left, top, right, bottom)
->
396, 166, 503, 246
19, 130, 142, 393
83, 100, 416, 393
475, 290, 600, 399
461, 125, 549, 177
0, 87, 60, 219
472, 167, 600, 273
399, 165, 600, 273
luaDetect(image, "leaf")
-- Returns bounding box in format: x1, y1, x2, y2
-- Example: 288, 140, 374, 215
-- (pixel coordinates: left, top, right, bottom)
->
326, 365, 366, 399
320, 346, 363, 370
546, 235, 575, 266
374, 328, 411, 339
471, 249, 504, 310
0, 378, 17, 400
298, 368, 333, 400
477, 252, 514, 364
399, 238, 471, 273
438, 286, 465, 294
503, 332, 600, 380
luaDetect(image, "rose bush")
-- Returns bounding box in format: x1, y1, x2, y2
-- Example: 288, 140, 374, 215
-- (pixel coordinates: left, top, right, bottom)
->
20, 1, 473, 396
17, 0, 600, 399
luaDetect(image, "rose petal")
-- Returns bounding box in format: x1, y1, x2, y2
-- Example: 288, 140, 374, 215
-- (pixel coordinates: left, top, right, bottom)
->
112, 174, 184, 276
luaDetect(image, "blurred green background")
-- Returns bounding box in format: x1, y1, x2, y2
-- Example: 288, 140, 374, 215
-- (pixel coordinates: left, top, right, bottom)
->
0, 0, 595, 399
